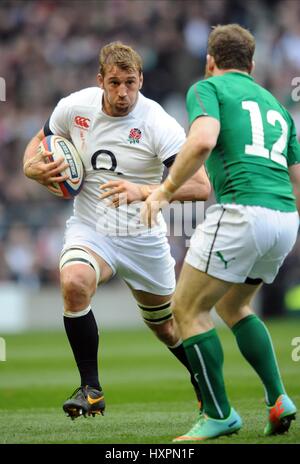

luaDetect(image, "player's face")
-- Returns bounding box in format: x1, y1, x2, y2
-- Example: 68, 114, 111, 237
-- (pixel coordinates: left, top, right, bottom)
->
98, 66, 143, 117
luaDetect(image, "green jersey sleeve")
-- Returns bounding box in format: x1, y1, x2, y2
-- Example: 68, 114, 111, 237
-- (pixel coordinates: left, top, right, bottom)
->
186, 80, 220, 125
287, 119, 300, 166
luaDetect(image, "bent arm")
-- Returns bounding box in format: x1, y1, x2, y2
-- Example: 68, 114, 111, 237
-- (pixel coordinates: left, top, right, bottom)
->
140, 117, 219, 227
137, 165, 211, 202
164, 116, 220, 195
23, 129, 45, 173
23, 128, 69, 186
99, 164, 211, 205
169, 165, 211, 201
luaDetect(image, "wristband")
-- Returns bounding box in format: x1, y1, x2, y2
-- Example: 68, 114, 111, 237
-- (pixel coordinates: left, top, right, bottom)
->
164, 175, 179, 194
167, 175, 178, 188
159, 183, 174, 200
140, 185, 152, 200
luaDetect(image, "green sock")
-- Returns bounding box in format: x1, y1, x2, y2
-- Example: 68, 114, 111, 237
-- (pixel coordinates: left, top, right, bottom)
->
183, 329, 231, 419
232, 314, 285, 405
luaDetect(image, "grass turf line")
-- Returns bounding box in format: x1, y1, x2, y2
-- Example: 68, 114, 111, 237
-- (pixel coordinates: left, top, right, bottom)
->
0, 320, 299, 444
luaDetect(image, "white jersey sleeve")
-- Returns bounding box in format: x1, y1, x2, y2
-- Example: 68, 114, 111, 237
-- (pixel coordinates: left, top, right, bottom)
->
45, 96, 72, 139
153, 106, 186, 167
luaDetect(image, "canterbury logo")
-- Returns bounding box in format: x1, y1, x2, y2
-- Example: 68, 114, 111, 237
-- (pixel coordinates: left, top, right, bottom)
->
87, 394, 104, 405
74, 116, 90, 129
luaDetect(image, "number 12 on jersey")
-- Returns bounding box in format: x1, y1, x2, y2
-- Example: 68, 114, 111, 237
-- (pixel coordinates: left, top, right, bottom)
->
242, 101, 288, 167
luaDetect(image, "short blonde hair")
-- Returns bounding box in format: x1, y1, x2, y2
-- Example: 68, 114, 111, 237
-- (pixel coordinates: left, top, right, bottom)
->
99, 42, 143, 76
208, 24, 255, 72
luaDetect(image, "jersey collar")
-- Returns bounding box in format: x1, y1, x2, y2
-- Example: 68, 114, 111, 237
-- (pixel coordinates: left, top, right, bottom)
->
223, 71, 254, 81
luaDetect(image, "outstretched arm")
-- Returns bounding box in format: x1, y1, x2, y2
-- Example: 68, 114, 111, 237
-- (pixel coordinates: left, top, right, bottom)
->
98, 164, 211, 208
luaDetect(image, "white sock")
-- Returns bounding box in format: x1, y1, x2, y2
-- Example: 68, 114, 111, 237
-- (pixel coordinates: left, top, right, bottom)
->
168, 338, 183, 349
63, 305, 91, 318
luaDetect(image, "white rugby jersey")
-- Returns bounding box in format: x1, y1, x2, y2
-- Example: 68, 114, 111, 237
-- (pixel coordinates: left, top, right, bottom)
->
45, 87, 186, 236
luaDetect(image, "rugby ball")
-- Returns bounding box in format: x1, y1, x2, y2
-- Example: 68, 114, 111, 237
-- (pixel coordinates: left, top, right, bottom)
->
39, 135, 84, 199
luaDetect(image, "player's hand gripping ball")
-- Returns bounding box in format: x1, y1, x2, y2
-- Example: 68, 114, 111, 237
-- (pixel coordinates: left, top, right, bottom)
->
39, 135, 84, 199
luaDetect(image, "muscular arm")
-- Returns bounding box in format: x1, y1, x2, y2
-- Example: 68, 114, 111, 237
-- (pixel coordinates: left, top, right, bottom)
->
23, 128, 45, 168
141, 116, 219, 226
137, 164, 211, 201
23, 128, 69, 186
99, 155, 211, 206
165, 117, 220, 193
167, 165, 211, 201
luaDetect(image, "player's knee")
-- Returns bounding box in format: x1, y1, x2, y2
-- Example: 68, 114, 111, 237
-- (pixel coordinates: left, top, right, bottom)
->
59, 246, 101, 286
171, 297, 197, 329
147, 319, 178, 346
61, 271, 92, 309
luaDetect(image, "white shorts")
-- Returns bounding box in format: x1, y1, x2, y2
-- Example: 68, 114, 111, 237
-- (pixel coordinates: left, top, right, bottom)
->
185, 204, 299, 284
62, 217, 176, 295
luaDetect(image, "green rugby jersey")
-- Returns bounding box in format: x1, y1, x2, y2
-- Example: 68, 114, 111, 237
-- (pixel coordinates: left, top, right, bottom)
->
186, 72, 300, 211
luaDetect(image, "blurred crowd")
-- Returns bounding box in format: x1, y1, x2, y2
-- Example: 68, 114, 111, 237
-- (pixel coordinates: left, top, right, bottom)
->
0, 0, 300, 291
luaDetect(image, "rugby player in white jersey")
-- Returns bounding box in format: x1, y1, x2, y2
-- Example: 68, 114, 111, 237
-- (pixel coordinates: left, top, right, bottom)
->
23, 42, 210, 419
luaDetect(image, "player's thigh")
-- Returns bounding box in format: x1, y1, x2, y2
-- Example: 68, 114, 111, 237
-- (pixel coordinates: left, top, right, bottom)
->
118, 234, 176, 296
130, 287, 175, 330
173, 262, 232, 321
61, 217, 116, 287
60, 245, 114, 294
130, 289, 172, 306
81, 246, 114, 283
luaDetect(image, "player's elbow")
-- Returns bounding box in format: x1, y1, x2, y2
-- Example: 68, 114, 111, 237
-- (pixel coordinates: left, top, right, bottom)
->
197, 137, 217, 154
189, 117, 219, 155
187, 139, 215, 164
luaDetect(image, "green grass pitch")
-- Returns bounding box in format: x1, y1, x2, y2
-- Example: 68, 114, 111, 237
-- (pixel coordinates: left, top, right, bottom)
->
0, 319, 299, 444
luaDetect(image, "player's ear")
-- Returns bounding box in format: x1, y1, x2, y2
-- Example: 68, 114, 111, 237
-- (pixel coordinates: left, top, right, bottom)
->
139, 73, 143, 90
97, 73, 104, 89
207, 54, 215, 71
250, 60, 255, 74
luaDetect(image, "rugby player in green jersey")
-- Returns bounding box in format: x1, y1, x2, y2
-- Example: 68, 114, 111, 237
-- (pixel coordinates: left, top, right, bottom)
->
142, 24, 300, 441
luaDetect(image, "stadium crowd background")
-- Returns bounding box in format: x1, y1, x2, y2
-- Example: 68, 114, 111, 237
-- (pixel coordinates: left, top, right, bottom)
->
0, 0, 300, 316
